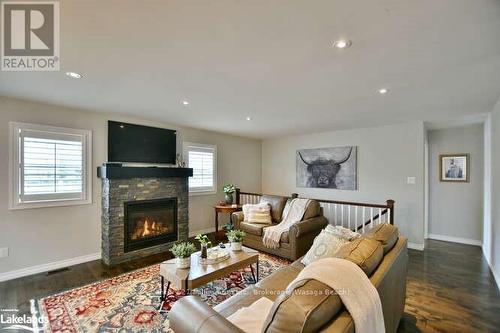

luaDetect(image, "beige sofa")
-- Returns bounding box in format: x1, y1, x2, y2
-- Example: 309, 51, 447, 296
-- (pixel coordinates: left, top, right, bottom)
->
170, 225, 408, 333
231, 195, 328, 261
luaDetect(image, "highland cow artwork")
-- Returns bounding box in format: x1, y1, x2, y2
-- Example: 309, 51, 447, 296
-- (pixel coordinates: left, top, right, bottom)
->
296, 146, 357, 190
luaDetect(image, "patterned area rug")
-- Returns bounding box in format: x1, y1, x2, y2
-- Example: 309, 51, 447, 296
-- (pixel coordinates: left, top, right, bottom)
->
35, 253, 289, 332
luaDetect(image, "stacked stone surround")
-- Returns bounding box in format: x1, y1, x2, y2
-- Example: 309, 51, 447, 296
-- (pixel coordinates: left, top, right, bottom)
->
101, 177, 189, 265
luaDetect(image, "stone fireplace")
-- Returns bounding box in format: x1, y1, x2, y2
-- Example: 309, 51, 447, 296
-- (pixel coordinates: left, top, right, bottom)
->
98, 166, 192, 265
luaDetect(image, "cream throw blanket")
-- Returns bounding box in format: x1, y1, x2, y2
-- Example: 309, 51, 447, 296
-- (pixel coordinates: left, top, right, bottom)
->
262, 198, 310, 249
227, 297, 274, 333
290, 258, 385, 333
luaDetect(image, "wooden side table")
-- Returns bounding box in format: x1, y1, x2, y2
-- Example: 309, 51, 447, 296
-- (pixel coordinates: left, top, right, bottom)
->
214, 204, 242, 235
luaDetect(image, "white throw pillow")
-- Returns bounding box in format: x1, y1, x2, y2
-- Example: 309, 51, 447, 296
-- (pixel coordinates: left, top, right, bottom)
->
243, 203, 272, 224
301, 229, 350, 266
324, 225, 361, 241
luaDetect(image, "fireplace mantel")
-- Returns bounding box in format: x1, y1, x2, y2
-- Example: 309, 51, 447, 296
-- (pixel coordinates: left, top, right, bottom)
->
97, 165, 193, 179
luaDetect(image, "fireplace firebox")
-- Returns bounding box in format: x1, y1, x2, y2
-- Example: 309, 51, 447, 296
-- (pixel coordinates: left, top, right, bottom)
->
124, 198, 178, 252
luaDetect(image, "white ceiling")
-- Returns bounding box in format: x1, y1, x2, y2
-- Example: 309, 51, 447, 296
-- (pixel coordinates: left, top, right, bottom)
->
1, 0, 500, 139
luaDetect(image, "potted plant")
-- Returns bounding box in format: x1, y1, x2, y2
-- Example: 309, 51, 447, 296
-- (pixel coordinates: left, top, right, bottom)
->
226, 229, 246, 251
223, 184, 236, 204
195, 234, 212, 259
170, 242, 196, 269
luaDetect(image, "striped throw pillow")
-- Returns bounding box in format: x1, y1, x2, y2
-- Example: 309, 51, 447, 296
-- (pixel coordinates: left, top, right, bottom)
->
243, 203, 272, 224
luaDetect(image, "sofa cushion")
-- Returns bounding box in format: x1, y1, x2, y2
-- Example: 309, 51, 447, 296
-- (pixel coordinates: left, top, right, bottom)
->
260, 195, 287, 223
365, 223, 399, 254
325, 225, 361, 241
262, 279, 342, 333
239, 222, 266, 236
301, 229, 349, 266
302, 200, 321, 220
335, 237, 383, 276
242, 203, 272, 224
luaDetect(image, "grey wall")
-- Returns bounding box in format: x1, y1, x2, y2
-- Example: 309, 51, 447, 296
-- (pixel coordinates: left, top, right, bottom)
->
0, 96, 261, 274
262, 122, 426, 247
428, 125, 484, 243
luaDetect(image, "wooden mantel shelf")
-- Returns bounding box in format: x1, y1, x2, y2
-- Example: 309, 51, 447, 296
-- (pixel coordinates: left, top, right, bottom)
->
97, 165, 193, 179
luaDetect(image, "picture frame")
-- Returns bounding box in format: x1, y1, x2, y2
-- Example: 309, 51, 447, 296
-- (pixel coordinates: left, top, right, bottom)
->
439, 154, 469, 183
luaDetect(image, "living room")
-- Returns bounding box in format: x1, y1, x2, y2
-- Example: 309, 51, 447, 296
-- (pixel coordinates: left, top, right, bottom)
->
1, 1, 500, 332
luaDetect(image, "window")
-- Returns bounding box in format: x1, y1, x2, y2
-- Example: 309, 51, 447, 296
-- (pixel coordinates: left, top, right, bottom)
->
9, 122, 92, 209
183, 142, 217, 194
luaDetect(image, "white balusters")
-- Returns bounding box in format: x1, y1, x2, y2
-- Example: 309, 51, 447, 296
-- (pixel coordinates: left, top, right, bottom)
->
362, 207, 366, 234
378, 208, 382, 228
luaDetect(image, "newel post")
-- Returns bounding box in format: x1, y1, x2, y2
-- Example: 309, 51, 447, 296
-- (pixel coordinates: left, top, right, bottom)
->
386, 199, 395, 225
235, 188, 241, 205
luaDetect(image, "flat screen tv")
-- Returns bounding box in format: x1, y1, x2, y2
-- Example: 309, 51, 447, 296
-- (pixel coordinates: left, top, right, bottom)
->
108, 121, 177, 164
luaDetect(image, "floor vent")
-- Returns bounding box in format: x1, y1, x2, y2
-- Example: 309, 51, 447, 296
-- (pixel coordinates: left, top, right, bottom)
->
46, 267, 70, 275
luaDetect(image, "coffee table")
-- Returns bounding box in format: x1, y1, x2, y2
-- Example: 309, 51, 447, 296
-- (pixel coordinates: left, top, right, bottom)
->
159, 244, 259, 307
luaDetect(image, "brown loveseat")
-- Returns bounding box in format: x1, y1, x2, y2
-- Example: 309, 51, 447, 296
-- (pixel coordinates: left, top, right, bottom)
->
170, 226, 408, 333
231, 195, 328, 261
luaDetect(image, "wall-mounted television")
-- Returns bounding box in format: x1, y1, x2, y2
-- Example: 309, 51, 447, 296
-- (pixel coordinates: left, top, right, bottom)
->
108, 121, 177, 164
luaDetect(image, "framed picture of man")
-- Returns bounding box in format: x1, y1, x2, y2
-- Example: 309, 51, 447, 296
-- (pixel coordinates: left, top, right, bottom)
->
440, 154, 469, 182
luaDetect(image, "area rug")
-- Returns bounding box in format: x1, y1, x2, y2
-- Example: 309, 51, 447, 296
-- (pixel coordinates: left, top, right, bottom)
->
34, 253, 289, 333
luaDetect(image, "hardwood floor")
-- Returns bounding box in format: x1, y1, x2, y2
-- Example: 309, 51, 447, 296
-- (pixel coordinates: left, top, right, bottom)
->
1, 239, 499, 332
399, 240, 500, 332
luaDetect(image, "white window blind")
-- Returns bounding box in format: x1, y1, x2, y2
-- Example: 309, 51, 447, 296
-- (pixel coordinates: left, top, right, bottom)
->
184, 143, 217, 194
10, 122, 92, 209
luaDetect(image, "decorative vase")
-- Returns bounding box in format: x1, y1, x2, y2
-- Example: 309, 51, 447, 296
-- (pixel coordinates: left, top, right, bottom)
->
201, 243, 208, 259
231, 241, 242, 251
224, 193, 233, 205
176, 257, 190, 269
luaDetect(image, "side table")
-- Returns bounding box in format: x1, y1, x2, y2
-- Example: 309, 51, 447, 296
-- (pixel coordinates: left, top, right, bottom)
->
214, 204, 242, 236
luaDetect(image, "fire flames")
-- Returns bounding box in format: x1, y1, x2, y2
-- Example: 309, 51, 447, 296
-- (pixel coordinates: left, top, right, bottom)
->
130, 217, 169, 240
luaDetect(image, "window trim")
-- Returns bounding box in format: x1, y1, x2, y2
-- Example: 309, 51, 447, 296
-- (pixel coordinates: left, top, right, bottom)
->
9, 122, 93, 210
183, 142, 217, 196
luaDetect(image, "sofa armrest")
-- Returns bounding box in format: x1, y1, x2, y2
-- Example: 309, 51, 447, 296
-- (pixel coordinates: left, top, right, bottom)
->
170, 296, 244, 333
231, 211, 245, 228
290, 216, 328, 238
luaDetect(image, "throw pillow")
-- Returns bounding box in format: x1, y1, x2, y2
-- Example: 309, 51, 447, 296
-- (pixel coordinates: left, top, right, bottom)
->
262, 279, 342, 333
325, 225, 361, 241
334, 237, 384, 276
243, 203, 272, 224
365, 223, 399, 254
301, 229, 349, 266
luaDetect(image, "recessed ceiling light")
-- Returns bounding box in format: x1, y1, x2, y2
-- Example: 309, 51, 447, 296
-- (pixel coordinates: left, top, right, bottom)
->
182, 100, 189, 105
65, 72, 82, 79
378, 88, 389, 94
246, 116, 251, 121
332, 40, 352, 49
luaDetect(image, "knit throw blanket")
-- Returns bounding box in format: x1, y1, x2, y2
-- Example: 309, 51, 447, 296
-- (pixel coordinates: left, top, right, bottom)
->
262, 198, 311, 249
290, 258, 385, 333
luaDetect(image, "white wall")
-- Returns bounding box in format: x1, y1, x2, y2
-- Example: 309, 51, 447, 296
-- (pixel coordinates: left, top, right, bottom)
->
262, 122, 426, 247
483, 115, 492, 267
427, 125, 484, 244
489, 98, 500, 287
0, 96, 261, 275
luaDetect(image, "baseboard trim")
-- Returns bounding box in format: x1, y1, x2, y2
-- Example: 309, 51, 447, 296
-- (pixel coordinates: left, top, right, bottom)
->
407, 242, 425, 251
428, 234, 482, 246
0, 252, 101, 282
189, 227, 216, 238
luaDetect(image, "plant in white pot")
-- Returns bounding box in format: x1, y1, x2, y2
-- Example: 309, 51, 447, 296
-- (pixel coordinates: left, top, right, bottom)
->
226, 229, 246, 251
170, 241, 196, 269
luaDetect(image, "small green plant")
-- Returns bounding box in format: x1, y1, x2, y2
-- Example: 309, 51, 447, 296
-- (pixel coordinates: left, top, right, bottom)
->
223, 223, 234, 232
223, 184, 236, 194
195, 234, 212, 246
170, 241, 196, 258
226, 229, 246, 243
